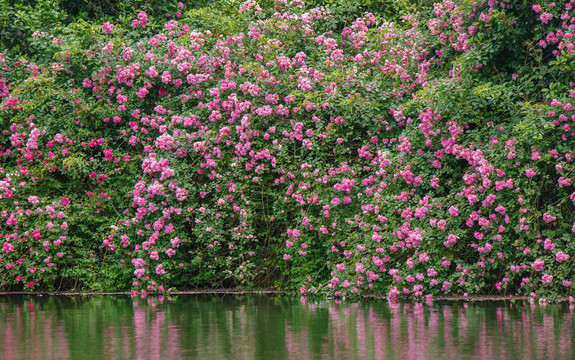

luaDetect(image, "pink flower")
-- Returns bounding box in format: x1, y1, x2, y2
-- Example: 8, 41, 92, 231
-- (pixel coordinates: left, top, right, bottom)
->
532, 4, 542, 13
137, 87, 149, 98
137, 11, 149, 26
102, 21, 114, 34
540, 13, 553, 24
541, 274, 553, 284
525, 168, 535, 178
155, 264, 165, 275
444, 234, 457, 247
164, 249, 176, 257
388, 286, 400, 300
448, 206, 459, 216
559, 177, 571, 187
543, 213, 557, 223
431, 176, 440, 189
283, 254, 291, 260
61, 197, 70, 206
479, 12, 490, 22
531, 258, 545, 271
556, 251, 570, 263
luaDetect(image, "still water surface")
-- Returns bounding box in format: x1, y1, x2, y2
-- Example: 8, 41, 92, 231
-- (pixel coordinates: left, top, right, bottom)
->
0, 294, 573, 359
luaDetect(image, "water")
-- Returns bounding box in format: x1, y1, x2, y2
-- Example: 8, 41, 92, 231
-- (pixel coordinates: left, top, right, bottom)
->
0, 294, 573, 359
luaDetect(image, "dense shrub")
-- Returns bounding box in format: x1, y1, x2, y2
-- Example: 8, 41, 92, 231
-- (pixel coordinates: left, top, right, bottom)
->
0, 0, 574, 301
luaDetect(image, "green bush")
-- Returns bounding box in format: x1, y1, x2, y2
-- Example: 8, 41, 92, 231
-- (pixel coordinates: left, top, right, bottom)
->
0, 0, 574, 302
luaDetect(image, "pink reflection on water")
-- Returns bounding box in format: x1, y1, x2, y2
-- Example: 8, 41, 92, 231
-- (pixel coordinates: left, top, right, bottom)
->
132, 299, 182, 360
368, 306, 385, 359
1, 302, 70, 360
285, 324, 310, 360
559, 310, 573, 359
0, 297, 573, 360
294, 300, 574, 360
0, 297, 186, 359
356, 304, 366, 359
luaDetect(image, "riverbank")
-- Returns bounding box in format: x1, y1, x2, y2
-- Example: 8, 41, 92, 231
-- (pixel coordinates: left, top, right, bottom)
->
1, 290, 573, 303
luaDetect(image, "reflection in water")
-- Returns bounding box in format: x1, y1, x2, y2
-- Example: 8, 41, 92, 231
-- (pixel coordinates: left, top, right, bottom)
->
0, 295, 573, 360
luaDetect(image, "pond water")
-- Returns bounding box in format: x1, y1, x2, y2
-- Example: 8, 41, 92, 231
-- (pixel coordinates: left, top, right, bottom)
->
0, 294, 573, 359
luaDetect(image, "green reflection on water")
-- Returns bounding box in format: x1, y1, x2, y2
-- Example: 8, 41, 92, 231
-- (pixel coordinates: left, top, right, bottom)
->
0, 295, 573, 359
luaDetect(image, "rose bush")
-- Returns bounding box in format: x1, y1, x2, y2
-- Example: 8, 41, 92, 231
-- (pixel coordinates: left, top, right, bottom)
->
0, 0, 574, 300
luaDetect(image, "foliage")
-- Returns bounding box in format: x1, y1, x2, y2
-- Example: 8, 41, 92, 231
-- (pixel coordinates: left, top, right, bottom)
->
0, 0, 574, 302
